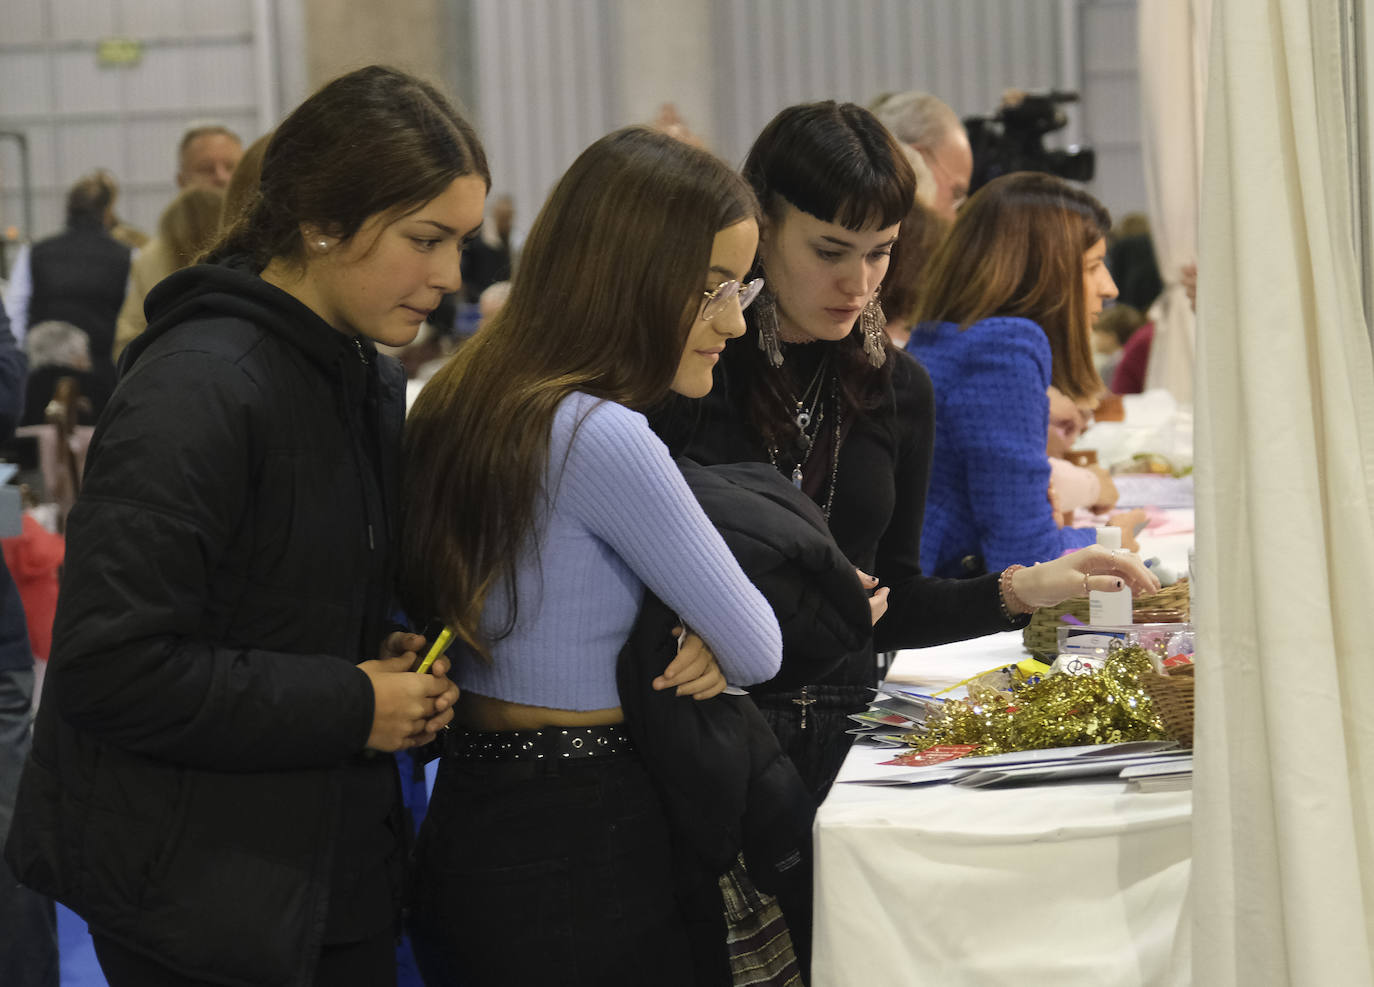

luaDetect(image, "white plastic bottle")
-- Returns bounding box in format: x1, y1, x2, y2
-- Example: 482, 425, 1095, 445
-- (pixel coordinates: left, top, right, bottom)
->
1088, 526, 1133, 625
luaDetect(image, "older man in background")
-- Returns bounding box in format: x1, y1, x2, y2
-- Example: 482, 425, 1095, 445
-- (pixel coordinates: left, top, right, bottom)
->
871, 91, 972, 222
176, 123, 243, 191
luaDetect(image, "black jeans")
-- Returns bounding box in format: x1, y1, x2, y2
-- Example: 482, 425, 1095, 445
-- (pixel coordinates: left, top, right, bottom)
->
755, 684, 871, 803
408, 752, 696, 987
92, 929, 398, 986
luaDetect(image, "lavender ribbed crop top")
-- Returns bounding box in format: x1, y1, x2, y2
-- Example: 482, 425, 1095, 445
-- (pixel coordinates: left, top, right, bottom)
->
457, 392, 783, 711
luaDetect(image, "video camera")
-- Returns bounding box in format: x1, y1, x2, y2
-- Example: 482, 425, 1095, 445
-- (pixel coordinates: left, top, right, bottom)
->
964, 90, 1095, 194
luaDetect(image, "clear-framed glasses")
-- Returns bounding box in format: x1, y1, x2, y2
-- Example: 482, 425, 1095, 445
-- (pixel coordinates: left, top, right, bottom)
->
701, 277, 765, 321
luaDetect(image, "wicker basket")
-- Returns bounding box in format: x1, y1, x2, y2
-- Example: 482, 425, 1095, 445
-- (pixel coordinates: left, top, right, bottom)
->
1140, 664, 1195, 747
1022, 579, 1190, 659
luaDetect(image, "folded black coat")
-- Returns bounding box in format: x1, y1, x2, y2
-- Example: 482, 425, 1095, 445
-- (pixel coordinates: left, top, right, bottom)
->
616, 459, 871, 887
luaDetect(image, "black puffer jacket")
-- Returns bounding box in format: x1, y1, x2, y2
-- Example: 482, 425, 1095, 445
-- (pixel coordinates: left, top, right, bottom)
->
4, 260, 407, 986
617, 459, 870, 882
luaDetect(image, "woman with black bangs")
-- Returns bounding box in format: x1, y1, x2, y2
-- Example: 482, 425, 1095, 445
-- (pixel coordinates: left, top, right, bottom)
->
650, 101, 1157, 804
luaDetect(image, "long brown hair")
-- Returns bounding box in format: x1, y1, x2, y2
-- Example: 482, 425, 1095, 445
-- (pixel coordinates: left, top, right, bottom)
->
912, 171, 1110, 401
880, 199, 949, 327
400, 128, 759, 657
740, 101, 917, 445
205, 65, 489, 270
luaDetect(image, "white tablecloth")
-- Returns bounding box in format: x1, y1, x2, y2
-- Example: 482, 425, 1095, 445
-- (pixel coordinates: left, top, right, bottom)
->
811, 515, 1195, 987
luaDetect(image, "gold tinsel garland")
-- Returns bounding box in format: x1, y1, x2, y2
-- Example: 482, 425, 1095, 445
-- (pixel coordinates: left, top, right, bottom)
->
902, 645, 1168, 756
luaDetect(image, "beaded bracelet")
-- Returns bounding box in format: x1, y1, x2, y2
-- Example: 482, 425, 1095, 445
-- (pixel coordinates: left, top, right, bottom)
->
999, 563, 1032, 619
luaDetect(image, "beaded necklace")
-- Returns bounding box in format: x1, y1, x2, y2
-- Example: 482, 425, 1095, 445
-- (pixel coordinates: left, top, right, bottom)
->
768, 359, 844, 522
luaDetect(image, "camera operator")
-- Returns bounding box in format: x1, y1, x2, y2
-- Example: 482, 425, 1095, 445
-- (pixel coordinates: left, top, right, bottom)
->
965, 88, 1096, 194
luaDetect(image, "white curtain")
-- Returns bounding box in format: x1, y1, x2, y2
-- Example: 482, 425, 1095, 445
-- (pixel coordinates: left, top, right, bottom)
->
1193, 0, 1374, 983
1137, 0, 1209, 405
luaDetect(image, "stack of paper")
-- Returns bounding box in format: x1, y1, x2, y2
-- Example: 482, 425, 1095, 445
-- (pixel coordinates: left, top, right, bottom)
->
842, 741, 1192, 789
847, 688, 945, 746
1120, 755, 1193, 792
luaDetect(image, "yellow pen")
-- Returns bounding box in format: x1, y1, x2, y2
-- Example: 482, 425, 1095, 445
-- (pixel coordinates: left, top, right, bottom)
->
415, 626, 453, 675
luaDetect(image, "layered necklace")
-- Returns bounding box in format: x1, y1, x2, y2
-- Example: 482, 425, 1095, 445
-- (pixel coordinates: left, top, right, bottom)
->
768, 348, 843, 521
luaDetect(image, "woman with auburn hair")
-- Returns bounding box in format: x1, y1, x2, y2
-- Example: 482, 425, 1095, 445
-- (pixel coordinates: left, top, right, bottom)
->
6, 66, 480, 986
400, 127, 782, 987
908, 170, 1143, 579
649, 103, 1158, 816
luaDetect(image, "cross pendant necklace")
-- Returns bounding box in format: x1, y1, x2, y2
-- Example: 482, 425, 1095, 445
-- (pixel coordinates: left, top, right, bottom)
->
792, 686, 816, 729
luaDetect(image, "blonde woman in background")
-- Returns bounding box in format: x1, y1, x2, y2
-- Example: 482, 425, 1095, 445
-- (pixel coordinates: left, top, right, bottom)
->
112, 184, 224, 361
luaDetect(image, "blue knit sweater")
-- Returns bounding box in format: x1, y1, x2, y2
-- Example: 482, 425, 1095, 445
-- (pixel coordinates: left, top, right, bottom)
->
459, 392, 783, 711
906, 316, 1096, 577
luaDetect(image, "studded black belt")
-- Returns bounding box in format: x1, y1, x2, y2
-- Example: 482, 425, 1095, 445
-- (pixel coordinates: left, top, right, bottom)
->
438, 723, 636, 761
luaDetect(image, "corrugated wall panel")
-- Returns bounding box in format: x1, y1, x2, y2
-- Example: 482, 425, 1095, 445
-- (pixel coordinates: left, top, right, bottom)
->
120, 0, 188, 38
1080, 0, 1147, 220
184, 2, 254, 36
51, 0, 116, 43
0, 54, 51, 117
0, 0, 267, 249
124, 117, 188, 185
693, 0, 1143, 219
709, 0, 1062, 168
6, 0, 47, 45
469, 0, 615, 224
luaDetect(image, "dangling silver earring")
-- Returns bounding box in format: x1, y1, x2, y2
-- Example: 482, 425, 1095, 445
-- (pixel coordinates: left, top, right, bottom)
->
753, 286, 784, 368
861, 289, 888, 368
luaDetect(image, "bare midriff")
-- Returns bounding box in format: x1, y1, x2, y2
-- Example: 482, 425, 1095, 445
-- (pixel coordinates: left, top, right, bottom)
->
455, 690, 625, 732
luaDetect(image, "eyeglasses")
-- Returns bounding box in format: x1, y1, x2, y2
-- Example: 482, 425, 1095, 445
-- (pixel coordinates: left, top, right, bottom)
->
701, 278, 765, 321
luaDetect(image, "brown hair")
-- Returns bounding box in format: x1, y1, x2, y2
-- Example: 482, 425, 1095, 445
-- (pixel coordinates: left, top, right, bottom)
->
159, 185, 224, 269
741, 101, 917, 445
218, 133, 270, 233
66, 171, 117, 227
399, 127, 759, 657
880, 199, 949, 326
205, 66, 489, 270
912, 171, 1110, 401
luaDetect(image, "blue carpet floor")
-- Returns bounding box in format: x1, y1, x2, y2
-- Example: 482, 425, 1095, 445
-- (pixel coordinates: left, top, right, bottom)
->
57, 904, 103, 987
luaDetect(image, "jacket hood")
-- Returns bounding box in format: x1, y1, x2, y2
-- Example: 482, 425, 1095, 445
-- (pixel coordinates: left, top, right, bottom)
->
125, 255, 376, 375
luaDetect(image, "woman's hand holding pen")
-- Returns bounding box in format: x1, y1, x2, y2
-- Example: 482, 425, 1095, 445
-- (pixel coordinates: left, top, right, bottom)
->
360, 631, 460, 751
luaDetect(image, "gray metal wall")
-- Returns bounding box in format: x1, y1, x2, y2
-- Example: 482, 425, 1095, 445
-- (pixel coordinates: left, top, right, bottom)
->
0, 0, 1145, 252
709, 0, 1065, 164
0, 0, 271, 244
466, 0, 618, 230
1080, 0, 1145, 225
461, 0, 1145, 231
